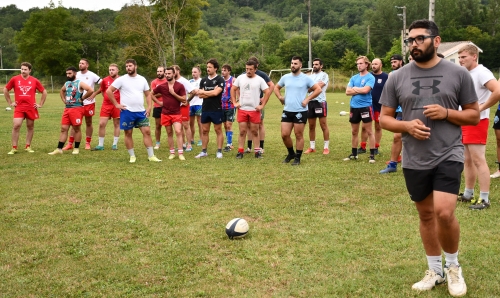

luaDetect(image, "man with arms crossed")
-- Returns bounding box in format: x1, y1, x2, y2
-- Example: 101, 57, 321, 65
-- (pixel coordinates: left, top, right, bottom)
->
194, 58, 225, 159
457, 44, 500, 209
48, 66, 93, 155
173, 65, 194, 152
274, 56, 321, 166
231, 60, 271, 159
92, 63, 121, 151
150, 67, 187, 160
188, 66, 203, 147
303, 58, 330, 155
4, 62, 47, 154
106, 59, 161, 163
151, 66, 167, 149
380, 20, 479, 297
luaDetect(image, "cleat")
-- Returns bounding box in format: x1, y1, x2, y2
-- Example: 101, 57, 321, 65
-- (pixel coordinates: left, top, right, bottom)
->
369, 156, 376, 164
304, 148, 316, 154
62, 144, 73, 151
323, 148, 330, 155
7, 148, 18, 155
236, 152, 244, 159
469, 200, 490, 210
357, 147, 366, 154
154, 144, 160, 150
216, 152, 223, 159
191, 140, 195, 145
283, 154, 296, 163
112, 145, 118, 150
197, 140, 202, 146
185, 146, 192, 152
195, 152, 208, 158
148, 156, 162, 162
412, 270, 446, 291
490, 170, 500, 178
25, 147, 34, 153
48, 149, 63, 155
457, 193, 473, 203
92, 146, 104, 151
260, 148, 265, 154
168, 154, 175, 160
178, 154, 186, 161
444, 265, 467, 297
379, 165, 397, 174
374, 148, 379, 155
223, 145, 233, 152
291, 157, 301, 166
244, 147, 252, 154
72, 148, 80, 155
129, 156, 136, 163
343, 154, 358, 161
85, 143, 91, 150
255, 151, 263, 159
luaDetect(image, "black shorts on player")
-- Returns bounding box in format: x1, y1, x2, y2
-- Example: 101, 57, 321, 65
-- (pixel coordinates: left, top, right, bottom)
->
349, 107, 372, 124
493, 110, 500, 130
201, 111, 223, 124
153, 107, 162, 119
403, 161, 463, 202
307, 101, 327, 118
281, 111, 308, 124
222, 109, 235, 122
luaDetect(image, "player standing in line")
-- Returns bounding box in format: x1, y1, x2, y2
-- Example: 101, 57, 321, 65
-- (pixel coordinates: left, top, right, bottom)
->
380, 20, 479, 297
150, 67, 187, 160
221, 64, 235, 152
4, 62, 47, 154
303, 58, 330, 155
480, 77, 500, 179
106, 59, 161, 163
231, 60, 271, 159
151, 66, 167, 149
48, 66, 94, 155
63, 58, 101, 151
92, 64, 121, 151
456, 45, 500, 209
194, 58, 225, 159
344, 56, 376, 163
173, 65, 194, 152
274, 56, 321, 165
188, 66, 203, 147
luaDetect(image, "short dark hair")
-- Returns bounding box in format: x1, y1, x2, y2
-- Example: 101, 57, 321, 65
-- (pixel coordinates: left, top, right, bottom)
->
245, 60, 258, 68
312, 58, 323, 66
157, 66, 165, 71
408, 19, 439, 36
165, 66, 175, 73
20, 62, 32, 70
248, 56, 259, 65
125, 59, 137, 66
66, 66, 78, 72
222, 64, 232, 72
206, 58, 219, 71
292, 56, 303, 62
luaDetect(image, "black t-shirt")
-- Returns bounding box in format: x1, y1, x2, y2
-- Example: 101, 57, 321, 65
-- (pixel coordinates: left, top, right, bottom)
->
200, 75, 225, 112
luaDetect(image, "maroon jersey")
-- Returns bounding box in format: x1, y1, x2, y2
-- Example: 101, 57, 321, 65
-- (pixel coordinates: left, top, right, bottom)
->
153, 81, 186, 115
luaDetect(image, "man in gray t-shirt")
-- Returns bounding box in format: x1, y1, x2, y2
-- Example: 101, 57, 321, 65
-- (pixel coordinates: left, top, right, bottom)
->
379, 20, 479, 297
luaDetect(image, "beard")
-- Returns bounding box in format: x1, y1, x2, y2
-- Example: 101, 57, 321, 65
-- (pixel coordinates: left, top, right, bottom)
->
411, 43, 435, 63
167, 77, 173, 81
67, 75, 76, 81
291, 66, 300, 74
157, 74, 165, 79
127, 68, 136, 75
313, 66, 320, 73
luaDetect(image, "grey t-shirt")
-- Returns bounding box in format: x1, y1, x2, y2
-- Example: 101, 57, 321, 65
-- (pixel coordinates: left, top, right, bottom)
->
380, 59, 477, 170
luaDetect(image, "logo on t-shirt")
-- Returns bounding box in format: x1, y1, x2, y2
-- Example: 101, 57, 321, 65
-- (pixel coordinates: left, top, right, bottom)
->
19, 85, 32, 95
412, 80, 441, 95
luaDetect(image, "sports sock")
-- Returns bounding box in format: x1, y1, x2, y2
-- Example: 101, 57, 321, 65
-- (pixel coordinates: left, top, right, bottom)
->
426, 255, 443, 276
12, 145, 17, 149
217, 148, 222, 153
360, 142, 367, 149
178, 149, 183, 155
202, 148, 207, 153
74, 142, 80, 149
389, 161, 398, 168
58, 142, 65, 149
480, 191, 489, 203
69, 136, 75, 145
25, 144, 30, 149
254, 147, 261, 153
310, 141, 316, 150
370, 148, 376, 156
128, 148, 135, 157
170, 148, 175, 154
98, 137, 105, 147
86, 136, 91, 144
146, 147, 154, 157
296, 150, 303, 159
444, 251, 459, 267
260, 140, 264, 149
247, 140, 252, 149
287, 146, 295, 156
238, 148, 244, 153
156, 141, 160, 145
227, 131, 233, 145
464, 188, 474, 199
113, 136, 119, 146
375, 143, 380, 148
352, 147, 357, 156
324, 140, 329, 149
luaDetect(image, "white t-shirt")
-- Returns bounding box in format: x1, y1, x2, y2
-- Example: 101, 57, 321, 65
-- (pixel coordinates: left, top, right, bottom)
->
309, 71, 329, 102
76, 70, 101, 105
111, 74, 149, 112
469, 64, 495, 119
176, 76, 194, 106
234, 74, 269, 111
189, 78, 202, 106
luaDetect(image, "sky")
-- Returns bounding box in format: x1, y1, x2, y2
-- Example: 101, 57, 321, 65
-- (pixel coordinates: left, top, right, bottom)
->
0, 0, 132, 11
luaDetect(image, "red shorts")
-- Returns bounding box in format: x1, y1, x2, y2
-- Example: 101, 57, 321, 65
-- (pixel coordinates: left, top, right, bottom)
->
100, 103, 120, 119
14, 106, 39, 120
62, 107, 85, 126
237, 109, 261, 124
161, 114, 182, 126
372, 110, 381, 123
84, 103, 95, 117
180, 104, 189, 122
462, 118, 489, 145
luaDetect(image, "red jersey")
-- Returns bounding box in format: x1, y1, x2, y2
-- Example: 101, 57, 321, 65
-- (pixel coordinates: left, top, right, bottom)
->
151, 78, 167, 107
5, 75, 45, 109
100, 76, 120, 105
153, 81, 186, 115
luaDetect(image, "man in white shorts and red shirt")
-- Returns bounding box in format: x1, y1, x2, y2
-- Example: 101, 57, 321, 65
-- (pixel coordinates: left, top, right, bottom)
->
457, 44, 500, 209
231, 59, 271, 159
4, 62, 47, 154
151, 66, 167, 150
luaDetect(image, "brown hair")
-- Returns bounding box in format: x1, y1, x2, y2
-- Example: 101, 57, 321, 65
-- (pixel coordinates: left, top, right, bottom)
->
125, 59, 137, 66
356, 56, 371, 68
21, 62, 32, 70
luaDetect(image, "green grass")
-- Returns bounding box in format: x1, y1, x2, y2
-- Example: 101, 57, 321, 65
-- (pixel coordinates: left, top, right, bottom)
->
1, 93, 499, 297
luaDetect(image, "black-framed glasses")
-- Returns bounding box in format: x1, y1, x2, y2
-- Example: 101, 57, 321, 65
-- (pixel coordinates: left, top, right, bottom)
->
404, 35, 436, 46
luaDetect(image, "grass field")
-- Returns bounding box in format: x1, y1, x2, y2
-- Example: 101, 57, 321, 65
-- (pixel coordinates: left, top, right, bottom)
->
1, 92, 499, 297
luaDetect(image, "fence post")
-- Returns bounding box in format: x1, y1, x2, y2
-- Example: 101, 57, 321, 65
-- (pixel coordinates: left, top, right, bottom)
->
51, 76, 53, 93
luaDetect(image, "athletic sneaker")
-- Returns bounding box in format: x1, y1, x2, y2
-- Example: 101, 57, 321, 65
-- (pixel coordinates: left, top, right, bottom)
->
168, 154, 175, 160
7, 148, 17, 155
154, 144, 160, 150
260, 149, 265, 154
216, 152, 223, 159
223, 145, 233, 152
386, 155, 403, 164
62, 144, 73, 151
195, 152, 208, 158
85, 143, 91, 150
412, 269, 446, 291
469, 199, 490, 210
255, 151, 263, 159
357, 147, 366, 154
236, 152, 244, 159
380, 165, 397, 174
178, 154, 186, 161
48, 149, 63, 155
92, 146, 104, 151
490, 170, 500, 178
291, 157, 301, 166
245, 148, 252, 154
197, 140, 202, 146
283, 154, 296, 163
369, 156, 376, 164
72, 148, 79, 155
25, 147, 34, 153
129, 156, 136, 163
148, 156, 162, 162
457, 193, 473, 203
444, 264, 467, 297
185, 146, 193, 152
112, 145, 118, 150
304, 148, 316, 154
343, 154, 358, 161
323, 148, 330, 155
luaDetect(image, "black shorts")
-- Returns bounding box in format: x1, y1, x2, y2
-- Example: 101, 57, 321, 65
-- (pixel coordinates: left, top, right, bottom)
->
201, 111, 223, 124
403, 161, 463, 202
349, 107, 372, 124
307, 101, 327, 118
281, 111, 307, 124
493, 110, 500, 130
153, 107, 162, 119
222, 109, 235, 122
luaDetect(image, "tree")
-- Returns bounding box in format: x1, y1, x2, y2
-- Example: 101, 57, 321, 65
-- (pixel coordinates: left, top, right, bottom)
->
339, 49, 359, 72
321, 27, 365, 63
258, 23, 285, 55
276, 35, 309, 64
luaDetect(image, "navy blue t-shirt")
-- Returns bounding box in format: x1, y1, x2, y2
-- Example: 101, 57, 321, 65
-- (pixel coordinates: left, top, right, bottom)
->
371, 72, 388, 112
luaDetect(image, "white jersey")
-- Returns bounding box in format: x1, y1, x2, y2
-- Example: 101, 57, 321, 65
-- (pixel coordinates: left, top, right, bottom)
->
233, 74, 269, 111
469, 64, 495, 119
76, 70, 101, 105
111, 74, 149, 112
309, 71, 329, 102
189, 77, 202, 106
176, 76, 194, 106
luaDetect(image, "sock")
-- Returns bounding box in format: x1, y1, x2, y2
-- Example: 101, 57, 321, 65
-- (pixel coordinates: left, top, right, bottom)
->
247, 140, 252, 149
310, 141, 316, 150
12, 145, 18, 149
260, 140, 264, 149
98, 137, 105, 147
375, 143, 380, 148
370, 148, 376, 156
69, 136, 74, 145
74, 142, 80, 149
444, 251, 459, 267
217, 148, 222, 153
128, 148, 135, 157
296, 150, 303, 159
480, 191, 489, 203
360, 142, 366, 150
57, 142, 65, 149
156, 141, 160, 145
464, 188, 474, 199
86, 136, 91, 144
426, 255, 443, 276
170, 148, 175, 154
287, 146, 295, 156
352, 147, 357, 156
202, 148, 207, 153
25, 144, 30, 149
324, 140, 329, 149
389, 161, 398, 168
113, 137, 119, 146
238, 148, 244, 153
227, 131, 233, 145
254, 147, 261, 153
178, 149, 183, 155
146, 147, 154, 157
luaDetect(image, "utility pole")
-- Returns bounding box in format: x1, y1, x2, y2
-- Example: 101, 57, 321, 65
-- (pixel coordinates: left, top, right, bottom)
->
429, 0, 435, 22
307, 0, 312, 68
367, 25, 370, 54
396, 6, 407, 62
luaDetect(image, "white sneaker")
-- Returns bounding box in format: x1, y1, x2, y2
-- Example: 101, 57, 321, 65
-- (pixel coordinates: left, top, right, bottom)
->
412, 270, 445, 291
445, 265, 467, 297
168, 154, 175, 160
195, 152, 208, 158
490, 170, 500, 178
216, 152, 223, 159
154, 144, 160, 150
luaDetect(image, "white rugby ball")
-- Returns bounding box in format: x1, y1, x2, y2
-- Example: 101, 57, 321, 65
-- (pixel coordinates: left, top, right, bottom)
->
225, 218, 249, 239
339, 111, 348, 116
5, 107, 12, 111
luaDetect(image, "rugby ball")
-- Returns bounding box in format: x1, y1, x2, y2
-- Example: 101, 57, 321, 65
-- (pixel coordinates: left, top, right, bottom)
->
225, 218, 249, 239
5, 107, 12, 111
339, 111, 348, 116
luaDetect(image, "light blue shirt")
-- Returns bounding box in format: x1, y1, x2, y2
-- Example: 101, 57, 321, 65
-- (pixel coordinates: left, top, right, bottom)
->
278, 73, 315, 112
309, 71, 329, 103
347, 73, 375, 108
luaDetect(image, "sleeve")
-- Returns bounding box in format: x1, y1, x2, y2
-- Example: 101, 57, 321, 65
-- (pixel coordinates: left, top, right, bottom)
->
93, 73, 102, 84
321, 73, 329, 85
366, 74, 375, 88
261, 72, 271, 83
306, 76, 315, 88
183, 80, 194, 94
479, 68, 496, 87
5, 77, 14, 90
379, 76, 398, 109
178, 83, 186, 97
152, 85, 159, 95
200, 78, 206, 90
218, 77, 225, 89
100, 80, 106, 92
111, 77, 121, 89
35, 79, 45, 92
458, 71, 478, 106
143, 78, 149, 91
277, 76, 285, 87
233, 76, 240, 88
347, 77, 354, 88
260, 77, 269, 90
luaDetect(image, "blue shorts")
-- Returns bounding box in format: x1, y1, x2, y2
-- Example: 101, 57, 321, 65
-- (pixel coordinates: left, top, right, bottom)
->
120, 110, 150, 130
189, 105, 202, 117
201, 111, 223, 125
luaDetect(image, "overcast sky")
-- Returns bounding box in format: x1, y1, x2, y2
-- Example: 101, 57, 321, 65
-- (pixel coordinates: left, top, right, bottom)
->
0, 0, 132, 11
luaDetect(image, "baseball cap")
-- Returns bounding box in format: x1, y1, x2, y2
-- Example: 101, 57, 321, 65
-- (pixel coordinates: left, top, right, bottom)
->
390, 54, 404, 61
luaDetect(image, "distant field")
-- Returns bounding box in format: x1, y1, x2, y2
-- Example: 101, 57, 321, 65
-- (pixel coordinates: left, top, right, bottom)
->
0, 93, 499, 297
